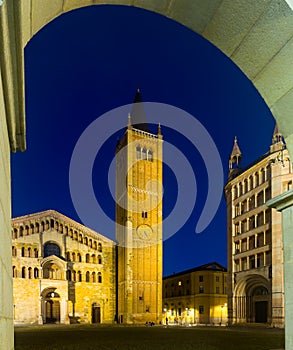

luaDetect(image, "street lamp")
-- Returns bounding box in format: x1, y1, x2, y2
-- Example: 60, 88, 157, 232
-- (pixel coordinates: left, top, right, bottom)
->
163, 307, 168, 325
220, 303, 227, 326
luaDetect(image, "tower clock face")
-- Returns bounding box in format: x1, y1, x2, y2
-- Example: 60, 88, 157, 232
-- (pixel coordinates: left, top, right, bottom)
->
137, 225, 152, 240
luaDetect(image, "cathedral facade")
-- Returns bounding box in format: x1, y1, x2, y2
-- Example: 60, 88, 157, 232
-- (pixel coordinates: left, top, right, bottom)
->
225, 125, 291, 327
12, 210, 116, 324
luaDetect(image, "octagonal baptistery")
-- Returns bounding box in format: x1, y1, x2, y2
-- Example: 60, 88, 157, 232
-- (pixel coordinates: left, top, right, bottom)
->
12, 210, 116, 325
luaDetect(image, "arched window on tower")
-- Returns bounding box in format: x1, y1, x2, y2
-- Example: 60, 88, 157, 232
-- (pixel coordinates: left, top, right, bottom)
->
98, 272, 102, 283
86, 271, 90, 282
147, 149, 153, 162
13, 266, 17, 278
142, 147, 147, 160
22, 267, 26, 278
78, 271, 82, 282
98, 243, 102, 252
34, 268, 39, 279
92, 272, 96, 283
28, 267, 32, 279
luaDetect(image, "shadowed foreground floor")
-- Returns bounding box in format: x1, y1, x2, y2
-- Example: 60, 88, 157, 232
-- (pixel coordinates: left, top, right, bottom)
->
14, 324, 284, 350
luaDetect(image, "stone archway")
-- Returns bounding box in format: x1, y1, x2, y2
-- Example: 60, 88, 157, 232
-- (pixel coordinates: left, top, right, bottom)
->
234, 274, 271, 324
41, 288, 61, 324
1, 1, 293, 349
42, 289, 61, 324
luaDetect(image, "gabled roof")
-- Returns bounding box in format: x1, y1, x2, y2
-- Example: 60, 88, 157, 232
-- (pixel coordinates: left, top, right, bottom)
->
12, 209, 115, 244
163, 261, 227, 279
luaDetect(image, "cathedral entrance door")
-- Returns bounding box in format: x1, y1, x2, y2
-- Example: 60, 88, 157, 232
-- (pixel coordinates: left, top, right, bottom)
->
44, 291, 61, 323
255, 301, 268, 323
92, 303, 101, 324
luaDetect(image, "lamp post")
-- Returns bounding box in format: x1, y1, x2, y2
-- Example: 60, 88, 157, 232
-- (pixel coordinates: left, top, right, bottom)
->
185, 307, 189, 326
220, 303, 227, 326
163, 308, 167, 325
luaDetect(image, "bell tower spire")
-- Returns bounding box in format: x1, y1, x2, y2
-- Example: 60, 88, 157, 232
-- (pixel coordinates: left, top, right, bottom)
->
270, 123, 284, 153
130, 88, 149, 132
228, 137, 242, 178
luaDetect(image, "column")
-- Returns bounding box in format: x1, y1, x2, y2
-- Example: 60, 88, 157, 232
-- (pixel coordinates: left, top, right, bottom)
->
267, 189, 293, 349
38, 298, 43, 324
60, 298, 69, 324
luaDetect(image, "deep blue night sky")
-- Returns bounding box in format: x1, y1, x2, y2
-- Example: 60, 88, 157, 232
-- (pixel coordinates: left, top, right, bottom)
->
11, 5, 275, 276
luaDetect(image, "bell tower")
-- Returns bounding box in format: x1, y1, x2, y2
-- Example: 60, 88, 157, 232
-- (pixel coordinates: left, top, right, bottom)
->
116, 90, 163, 324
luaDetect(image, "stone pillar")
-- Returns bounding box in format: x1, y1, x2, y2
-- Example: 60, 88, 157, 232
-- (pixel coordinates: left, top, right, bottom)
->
38, 298, 43, 325
60, 299, 69, 324
0, 61, 14, 350
267, 189, 293, 349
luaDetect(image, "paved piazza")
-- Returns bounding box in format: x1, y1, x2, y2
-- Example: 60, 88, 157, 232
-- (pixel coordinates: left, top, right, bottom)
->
14, 324, 284, 350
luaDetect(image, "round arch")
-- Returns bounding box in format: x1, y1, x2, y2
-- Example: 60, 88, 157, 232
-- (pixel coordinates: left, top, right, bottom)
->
234, 274, 271, 324
41, 287, 61, 324
3, 1, 293, 156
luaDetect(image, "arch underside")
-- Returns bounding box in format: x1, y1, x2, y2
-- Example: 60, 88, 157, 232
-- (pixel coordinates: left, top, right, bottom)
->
1, 0, 291, 154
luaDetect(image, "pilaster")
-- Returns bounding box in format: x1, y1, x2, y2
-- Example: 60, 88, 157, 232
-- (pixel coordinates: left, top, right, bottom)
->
267, 189, 293, 348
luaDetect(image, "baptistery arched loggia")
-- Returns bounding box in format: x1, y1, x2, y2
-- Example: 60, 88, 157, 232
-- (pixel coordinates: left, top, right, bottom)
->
0, 1, 293, 349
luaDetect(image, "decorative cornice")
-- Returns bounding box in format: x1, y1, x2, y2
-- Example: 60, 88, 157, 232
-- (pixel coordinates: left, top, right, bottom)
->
128, 184, 158, 197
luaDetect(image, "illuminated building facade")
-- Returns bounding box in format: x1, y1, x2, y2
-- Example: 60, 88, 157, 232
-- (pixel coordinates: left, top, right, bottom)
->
163, 262, 228, 325
225, 125, 291, 327
12, 210, 116, 325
